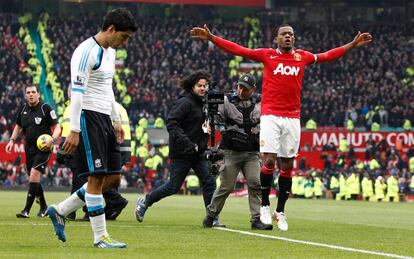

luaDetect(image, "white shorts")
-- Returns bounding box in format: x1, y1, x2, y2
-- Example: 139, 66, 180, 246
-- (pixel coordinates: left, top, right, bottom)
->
259, 115, 301, 158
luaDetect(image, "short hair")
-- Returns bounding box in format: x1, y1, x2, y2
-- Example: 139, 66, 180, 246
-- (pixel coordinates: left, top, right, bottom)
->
275, 24, 293, 35
102, 8, 138, 32
181, 70, 211, 91
25, 85, 39, 93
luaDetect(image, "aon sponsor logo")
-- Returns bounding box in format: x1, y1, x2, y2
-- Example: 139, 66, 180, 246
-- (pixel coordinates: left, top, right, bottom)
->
273, 63, 300, 76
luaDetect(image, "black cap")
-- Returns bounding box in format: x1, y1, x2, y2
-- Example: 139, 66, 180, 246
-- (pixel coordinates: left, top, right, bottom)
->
237, 74, 256, 89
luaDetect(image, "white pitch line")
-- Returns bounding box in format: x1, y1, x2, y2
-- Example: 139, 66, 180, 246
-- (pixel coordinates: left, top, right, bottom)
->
214, 227, 413, 259
2, 222, 413, 258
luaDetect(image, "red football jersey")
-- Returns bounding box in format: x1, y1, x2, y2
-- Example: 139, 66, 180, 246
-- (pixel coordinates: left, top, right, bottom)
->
213, 36, 345, 118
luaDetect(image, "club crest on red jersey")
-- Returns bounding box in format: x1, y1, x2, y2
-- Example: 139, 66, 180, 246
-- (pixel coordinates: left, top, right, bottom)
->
294, 53, 302, 61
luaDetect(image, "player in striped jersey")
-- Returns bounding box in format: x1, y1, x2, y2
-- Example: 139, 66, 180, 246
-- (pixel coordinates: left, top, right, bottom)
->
47, 8, 137, 248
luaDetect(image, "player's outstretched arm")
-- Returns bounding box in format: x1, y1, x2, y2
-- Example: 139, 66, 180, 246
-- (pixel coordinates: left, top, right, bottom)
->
191, 24, 214, 41
315, 31, 373, 63
343, 31, 373, 52
191, 24, 263, 62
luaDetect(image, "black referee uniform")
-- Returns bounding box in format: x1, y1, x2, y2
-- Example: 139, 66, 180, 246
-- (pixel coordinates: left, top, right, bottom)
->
16, 101, 58, 217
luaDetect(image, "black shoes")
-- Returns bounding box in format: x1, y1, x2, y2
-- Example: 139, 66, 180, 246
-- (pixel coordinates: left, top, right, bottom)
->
66, 211, 76, 221
251, 219, 273, 230
204, 216, 271, 230
106, 199, 129, 220
17, 208, 49, 218
16, 210, 30, 218
37, 207, 48, 217
212, 218, 226, 228
203, 216, 215, 228
203, 216, 226, 228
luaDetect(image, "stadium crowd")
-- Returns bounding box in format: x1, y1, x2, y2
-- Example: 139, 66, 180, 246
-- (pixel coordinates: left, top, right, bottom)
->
0, 9, 414, 198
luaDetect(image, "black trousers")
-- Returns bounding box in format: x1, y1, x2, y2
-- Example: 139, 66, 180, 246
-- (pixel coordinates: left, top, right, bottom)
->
146, 157, 216, 207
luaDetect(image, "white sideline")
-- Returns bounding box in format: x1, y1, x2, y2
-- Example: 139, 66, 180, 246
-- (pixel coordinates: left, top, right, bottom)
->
2, 222, 413, 258
214, 227, 413, 259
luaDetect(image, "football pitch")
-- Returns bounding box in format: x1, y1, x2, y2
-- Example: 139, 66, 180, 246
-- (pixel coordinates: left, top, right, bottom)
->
0, 191, 413, 258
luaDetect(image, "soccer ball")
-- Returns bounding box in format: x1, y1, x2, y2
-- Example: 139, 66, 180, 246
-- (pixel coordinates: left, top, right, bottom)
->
37, 134, 53, 151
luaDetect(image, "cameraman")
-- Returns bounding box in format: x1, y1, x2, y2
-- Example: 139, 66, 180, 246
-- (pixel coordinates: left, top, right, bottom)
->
135, 70, 216, 222
203, 74, 272, 230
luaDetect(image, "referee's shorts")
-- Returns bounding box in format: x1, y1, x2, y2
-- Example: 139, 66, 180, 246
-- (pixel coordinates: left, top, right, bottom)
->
26, 146, 51, 174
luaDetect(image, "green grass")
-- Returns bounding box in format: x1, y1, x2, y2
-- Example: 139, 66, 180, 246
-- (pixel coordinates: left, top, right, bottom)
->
0, 191, 413, 258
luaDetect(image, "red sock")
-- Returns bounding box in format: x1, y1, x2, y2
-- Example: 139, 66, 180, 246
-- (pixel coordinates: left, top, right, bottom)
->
279, 168, 292, 178
261, 164, 274, 175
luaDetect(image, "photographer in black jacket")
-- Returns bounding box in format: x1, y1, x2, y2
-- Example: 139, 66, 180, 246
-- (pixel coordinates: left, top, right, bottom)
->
135, 70, 216, 222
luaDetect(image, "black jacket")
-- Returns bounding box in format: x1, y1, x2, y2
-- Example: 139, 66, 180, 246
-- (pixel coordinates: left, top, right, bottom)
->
167, 90, 208, 158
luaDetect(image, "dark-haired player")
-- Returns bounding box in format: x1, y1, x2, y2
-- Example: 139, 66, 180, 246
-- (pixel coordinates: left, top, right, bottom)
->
191, 24, 372, 231
47, 8, 137, 248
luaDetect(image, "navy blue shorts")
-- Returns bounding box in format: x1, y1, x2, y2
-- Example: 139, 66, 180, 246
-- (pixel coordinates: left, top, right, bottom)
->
75, 110, 121, 177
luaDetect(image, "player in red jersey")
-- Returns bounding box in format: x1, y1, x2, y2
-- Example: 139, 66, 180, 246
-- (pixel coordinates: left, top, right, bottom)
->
191, 24, 372, 231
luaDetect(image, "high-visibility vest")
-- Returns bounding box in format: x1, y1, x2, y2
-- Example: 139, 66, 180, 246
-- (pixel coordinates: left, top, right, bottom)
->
291, 176, 299, 195
216, 176, 221, 188
375, 180, 386, 200
409, 157, 414, 173
369, 159, 380, 171
152, 154, 163, 170
314, 177, 323, 196
330, 176, 339, 189
339, 139, 348, 153
304, 180, 314, 198
339, 174, 347, 196
135, 125, 144, 140
138, 117, 148, 129
115, 102, 131, 158
116, 102, 131, 140
297, 176, 305, 195
386, 176, 399, 198
140, 132, 148, 145
186, 175, 200, 188
154, 117, 165, 128
137, 146, 148, 159
61, 101, 71, 138
361, 177, 374, 198
347, 119, 354, 131
371, 122, 380, 132
346, 173, 360, 195
356, 161, 364, 170
159, 145, 169, 158
403, 119, 411, 131
145, 157, 154, 169
410, 177, 414, 189
131, 140, 137, 157
305, 119, 317, 130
